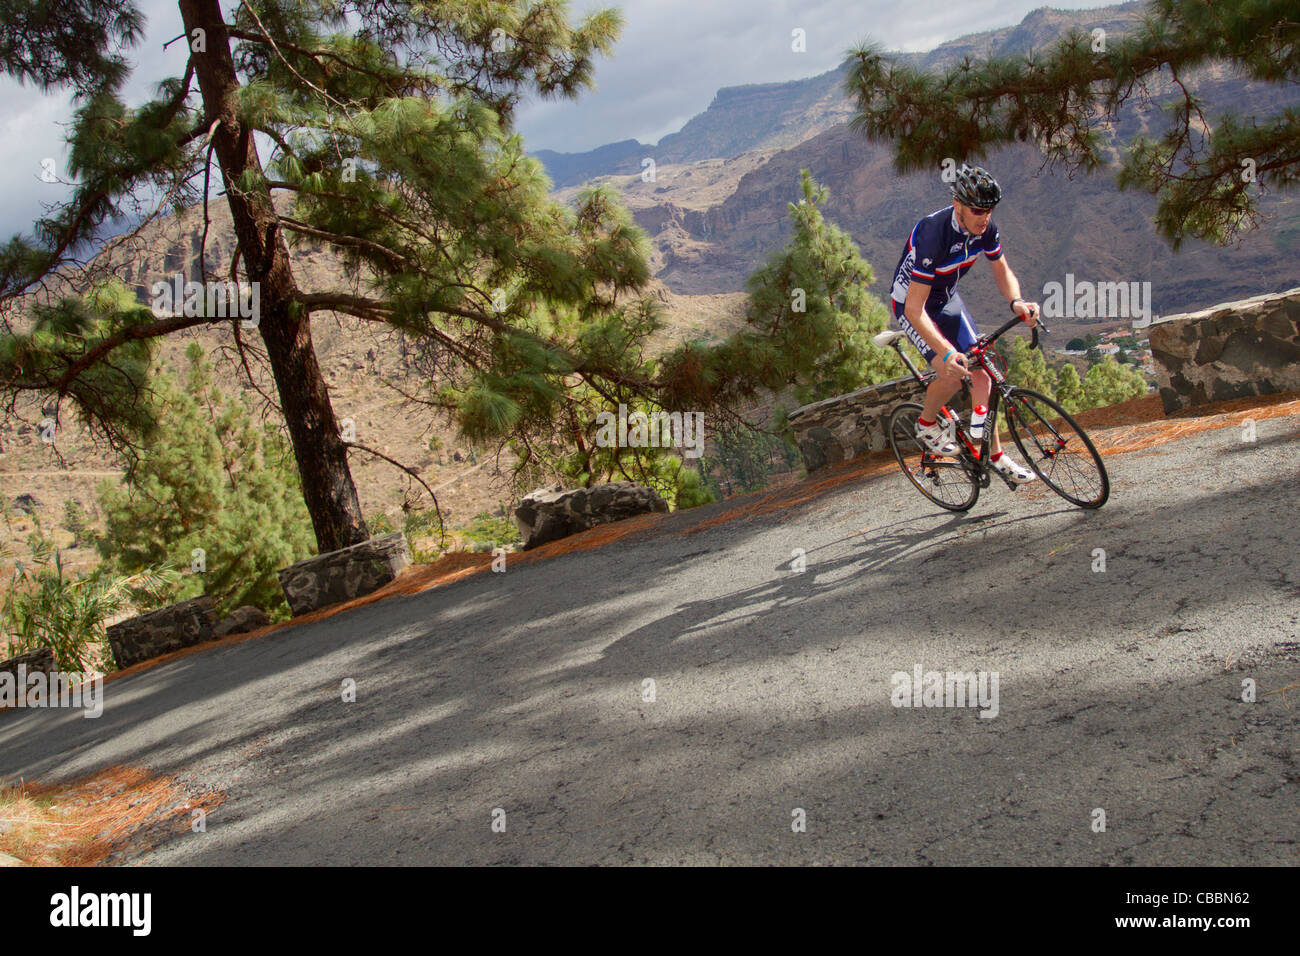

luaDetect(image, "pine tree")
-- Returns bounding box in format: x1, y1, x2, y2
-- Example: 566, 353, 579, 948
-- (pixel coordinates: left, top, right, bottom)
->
509, 170, 895, 502
61, 498, 92, 548
845, 0, 1300, 247
0, 0, 652, 553
1, 7, 906, 536
1005, 337, 1058, 398
95, 339, 315, 618
1081, 357, 1148, 409
659, 170, 895, 412
1055, 362, 1085, 413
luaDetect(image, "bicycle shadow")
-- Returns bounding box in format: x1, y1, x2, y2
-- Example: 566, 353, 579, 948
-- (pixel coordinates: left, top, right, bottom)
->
788, 493, 1093, 579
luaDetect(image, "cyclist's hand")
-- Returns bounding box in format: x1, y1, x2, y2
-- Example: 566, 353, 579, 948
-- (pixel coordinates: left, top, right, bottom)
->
1015, 300, 1040, 328
931, 350, 968, 378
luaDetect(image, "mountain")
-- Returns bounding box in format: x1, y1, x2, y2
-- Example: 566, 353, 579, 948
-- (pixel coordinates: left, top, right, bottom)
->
534, 2, 1300, 317
532, 3, 1150, 188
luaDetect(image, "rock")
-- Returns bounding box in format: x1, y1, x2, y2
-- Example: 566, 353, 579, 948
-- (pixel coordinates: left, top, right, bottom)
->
277, 532, 411, 616
107, 596, 219, 670
12, 494, 39, 515
0, 646, 55, 678
514, 482, 668, 550
213, 605, 271, 638
1150, 287, 1300, 413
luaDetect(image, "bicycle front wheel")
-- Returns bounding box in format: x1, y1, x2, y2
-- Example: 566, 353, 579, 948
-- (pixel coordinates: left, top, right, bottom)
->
887, 403, 980, 512
1003, 388, 1110, 509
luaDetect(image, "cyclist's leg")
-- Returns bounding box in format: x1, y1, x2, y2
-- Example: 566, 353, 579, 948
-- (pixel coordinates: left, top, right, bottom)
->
892, 298, 961, 422
919, 295, 974, 423
939, 294, 998, 452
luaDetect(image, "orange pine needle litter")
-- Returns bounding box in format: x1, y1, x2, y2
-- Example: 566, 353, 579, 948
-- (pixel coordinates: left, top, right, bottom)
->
0, 764, 224, 866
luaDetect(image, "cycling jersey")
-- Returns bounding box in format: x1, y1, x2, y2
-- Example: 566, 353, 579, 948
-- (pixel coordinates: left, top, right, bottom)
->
890, 206, 1002, 316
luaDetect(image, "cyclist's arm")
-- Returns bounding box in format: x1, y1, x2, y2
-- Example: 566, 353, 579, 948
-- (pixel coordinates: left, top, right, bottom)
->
990, 255, 1039, 327
902, 279, 959, 360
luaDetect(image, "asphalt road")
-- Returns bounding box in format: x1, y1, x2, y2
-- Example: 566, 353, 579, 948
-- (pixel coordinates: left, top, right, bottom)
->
3, 412, 1298, 865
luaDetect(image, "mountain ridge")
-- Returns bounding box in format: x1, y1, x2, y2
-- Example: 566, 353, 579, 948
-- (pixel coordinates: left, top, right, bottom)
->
532, 2, 1148, 187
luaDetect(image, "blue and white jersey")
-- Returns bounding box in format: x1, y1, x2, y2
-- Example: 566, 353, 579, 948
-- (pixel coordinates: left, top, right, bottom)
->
890, 206, 1003, 314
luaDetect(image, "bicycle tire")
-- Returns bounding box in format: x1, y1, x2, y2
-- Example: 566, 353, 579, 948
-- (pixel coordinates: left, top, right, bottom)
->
887, 402, 980, 512
1003, 388, 1110, 509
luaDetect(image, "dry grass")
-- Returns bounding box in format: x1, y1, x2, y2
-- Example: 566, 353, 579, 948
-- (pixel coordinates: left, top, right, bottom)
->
0, 764, 224, 866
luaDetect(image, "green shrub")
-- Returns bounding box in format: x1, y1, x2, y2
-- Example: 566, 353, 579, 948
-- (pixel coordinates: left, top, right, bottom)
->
2, 519, 177, 672
459, 512, 521, 552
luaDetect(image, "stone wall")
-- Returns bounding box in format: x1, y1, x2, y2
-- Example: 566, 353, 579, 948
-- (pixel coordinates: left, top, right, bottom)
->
1149, 287, 1300, 414
0, 646, 55, 678
786, 375, 934, 473
278, 532, 411, 617
514, 482, 668, 550
107, 596, 218, 670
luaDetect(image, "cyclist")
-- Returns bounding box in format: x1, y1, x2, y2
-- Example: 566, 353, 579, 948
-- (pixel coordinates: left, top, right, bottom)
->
889, 163, 1039, 483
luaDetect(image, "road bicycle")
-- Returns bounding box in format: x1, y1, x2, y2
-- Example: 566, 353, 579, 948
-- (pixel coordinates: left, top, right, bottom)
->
875, 312, 1110, 512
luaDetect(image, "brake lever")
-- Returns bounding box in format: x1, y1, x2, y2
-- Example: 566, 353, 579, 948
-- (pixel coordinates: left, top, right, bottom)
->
1029, 308, 1049, 351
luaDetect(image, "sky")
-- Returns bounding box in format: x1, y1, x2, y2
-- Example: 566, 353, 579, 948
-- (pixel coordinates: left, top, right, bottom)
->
0, 0, 1124, 240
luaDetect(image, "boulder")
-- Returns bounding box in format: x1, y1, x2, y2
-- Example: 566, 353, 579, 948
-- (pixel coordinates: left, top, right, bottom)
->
277, 532, 411, 616
0, 646, 55, 678
107, 596, 219, 670
514, 482, 668, 550
213, 605, 272, 638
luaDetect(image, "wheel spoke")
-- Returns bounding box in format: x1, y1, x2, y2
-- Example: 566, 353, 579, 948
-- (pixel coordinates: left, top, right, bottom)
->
1005, 389, 1109, 508
888, 404, 980, 512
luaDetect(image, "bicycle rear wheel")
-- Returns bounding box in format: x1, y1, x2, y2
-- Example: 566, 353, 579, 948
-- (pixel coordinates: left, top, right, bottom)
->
1003, 388, 1110, 509
887, 403, 980, 512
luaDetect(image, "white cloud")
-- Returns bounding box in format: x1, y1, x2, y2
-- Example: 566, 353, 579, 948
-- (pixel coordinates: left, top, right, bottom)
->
514, 0, 1125, 152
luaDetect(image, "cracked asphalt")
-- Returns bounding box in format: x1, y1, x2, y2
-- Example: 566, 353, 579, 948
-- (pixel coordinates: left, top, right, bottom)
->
2, 410, 1298, 865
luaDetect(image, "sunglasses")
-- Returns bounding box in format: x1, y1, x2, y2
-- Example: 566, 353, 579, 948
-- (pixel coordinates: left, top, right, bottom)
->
965, 204, 994, 216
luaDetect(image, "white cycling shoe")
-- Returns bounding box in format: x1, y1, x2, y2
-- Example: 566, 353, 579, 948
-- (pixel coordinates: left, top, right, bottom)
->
991, 452, 1037, 484
915, 419, 957, 456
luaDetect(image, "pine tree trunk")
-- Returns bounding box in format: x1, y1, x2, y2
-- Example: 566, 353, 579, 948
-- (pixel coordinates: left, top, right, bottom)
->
179, 0, 368, 553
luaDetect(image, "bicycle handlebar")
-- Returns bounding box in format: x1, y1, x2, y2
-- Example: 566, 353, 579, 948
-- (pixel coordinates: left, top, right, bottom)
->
945, 309, 1049, 383
964, 309, 1050, 362
914, 305, 1050, 384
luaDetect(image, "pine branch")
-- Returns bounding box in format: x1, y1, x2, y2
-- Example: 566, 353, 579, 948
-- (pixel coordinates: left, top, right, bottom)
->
344, 440, 446, 546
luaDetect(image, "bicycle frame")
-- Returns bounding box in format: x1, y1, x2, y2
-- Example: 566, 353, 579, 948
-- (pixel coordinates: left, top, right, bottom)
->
887, 312, 1045, 489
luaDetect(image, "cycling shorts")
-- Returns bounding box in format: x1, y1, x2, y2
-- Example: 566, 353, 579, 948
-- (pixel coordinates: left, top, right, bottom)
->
890, 291, 979, 363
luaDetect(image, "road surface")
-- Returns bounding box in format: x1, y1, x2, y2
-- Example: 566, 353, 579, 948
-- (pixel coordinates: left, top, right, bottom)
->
2, 408, 1298, 865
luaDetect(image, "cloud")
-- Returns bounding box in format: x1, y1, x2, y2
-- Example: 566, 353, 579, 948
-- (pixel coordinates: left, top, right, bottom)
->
513, 0, 1124, 152
0, 0, 187, 241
